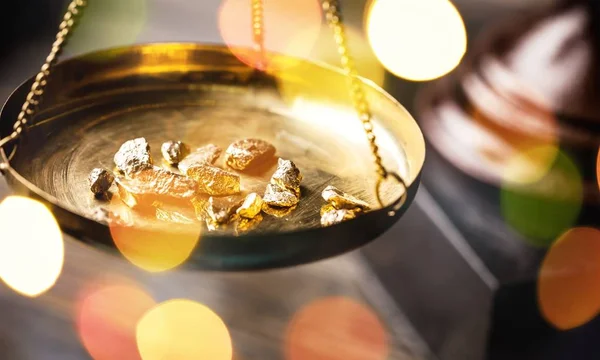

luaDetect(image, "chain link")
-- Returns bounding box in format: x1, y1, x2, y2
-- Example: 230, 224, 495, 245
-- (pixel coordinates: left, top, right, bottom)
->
0, 0, 87, 149
251, 0, 266, 70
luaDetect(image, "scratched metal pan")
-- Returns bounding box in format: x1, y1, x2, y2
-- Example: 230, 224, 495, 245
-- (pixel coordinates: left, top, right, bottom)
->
0, 43, 425, 271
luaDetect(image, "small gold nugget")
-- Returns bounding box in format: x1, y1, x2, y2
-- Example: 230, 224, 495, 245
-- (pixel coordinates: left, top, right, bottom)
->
206, 195, 244, 224
234, 214, 264, 234
89, 168, 115, 197
161, 141, 190, 165
225, 138, 276, 170
270, 158, 302, 197
262, 204, 297, 218
321, 185, 370, 211
187, 164, 240, 196
320, 207, 357, 227
236, 193, 263, 219
178, 144, 222, 174
114, 137, 153, 175
263, 183, 299, 207
116, 167, 197, 208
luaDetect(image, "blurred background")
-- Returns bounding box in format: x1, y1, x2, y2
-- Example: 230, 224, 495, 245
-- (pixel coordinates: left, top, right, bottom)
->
1, 0, 600, 359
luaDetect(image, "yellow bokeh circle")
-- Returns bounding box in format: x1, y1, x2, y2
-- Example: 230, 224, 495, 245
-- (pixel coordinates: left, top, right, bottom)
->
0, 196, 64, 297
366, 0, 467, 81
136, 299, 232, 360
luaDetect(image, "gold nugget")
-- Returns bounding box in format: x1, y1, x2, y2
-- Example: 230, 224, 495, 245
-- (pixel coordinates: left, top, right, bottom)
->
262, 204, 297, 218
116, 167, 197, 208
270, 158, 302, 197
206, 195, 244, 224
263, 184, 299, 207
322, 185, 370, 211
320, 207, 357, 227
178, 144, 222, 174
236, 193, 263, 219
114, 137, 153, 175
225, 138, 276, 170
161, 141, 190, 165
234, 214, 263, 234
187, 164, 240, 196
89, 168, 115, 197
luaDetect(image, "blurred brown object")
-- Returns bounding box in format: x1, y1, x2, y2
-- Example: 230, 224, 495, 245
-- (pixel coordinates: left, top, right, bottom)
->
417, 0, 600, 202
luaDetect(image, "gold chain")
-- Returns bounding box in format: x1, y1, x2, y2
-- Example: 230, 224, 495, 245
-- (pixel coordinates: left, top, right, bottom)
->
322, 0, 407, 210
251, 0, 266, 70
0, 0, 87, 148
322, 0, 387, 179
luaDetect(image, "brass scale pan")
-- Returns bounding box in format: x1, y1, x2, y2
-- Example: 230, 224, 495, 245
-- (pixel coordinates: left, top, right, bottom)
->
0, 2, 425, 271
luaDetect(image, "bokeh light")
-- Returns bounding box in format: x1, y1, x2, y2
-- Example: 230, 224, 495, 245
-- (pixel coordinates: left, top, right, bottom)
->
108, 199, 202, 273
65, 0, 147, 56
285, 297, 389, 360
309, 25, 385, 87
136, 299, 232, 360
366, 0, 467, 81
0, 196, 64, 297
500, 149, 583, 247
76, 280, 156, 360
218, 0, 322, 72
538, 227, 600, 330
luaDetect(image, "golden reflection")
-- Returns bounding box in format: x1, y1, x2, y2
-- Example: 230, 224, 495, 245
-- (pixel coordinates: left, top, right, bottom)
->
76, 280, 156, 360
500, 149, 582, 247
65, 0, 147, 56
136, 299, 232, 360
366, 0, 467, 81
0, 196, 64, 297
218, 0, 322, 72
108, 196, 201, 273
285, 297, 389, 360
309, 25, 385, 87
538, 227, 600, 330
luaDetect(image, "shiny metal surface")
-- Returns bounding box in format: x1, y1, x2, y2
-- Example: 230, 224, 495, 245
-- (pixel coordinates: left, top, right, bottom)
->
0, 43, 424, 270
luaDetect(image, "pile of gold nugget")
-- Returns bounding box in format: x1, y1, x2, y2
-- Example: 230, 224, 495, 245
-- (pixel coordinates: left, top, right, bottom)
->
89, 136, 370, 234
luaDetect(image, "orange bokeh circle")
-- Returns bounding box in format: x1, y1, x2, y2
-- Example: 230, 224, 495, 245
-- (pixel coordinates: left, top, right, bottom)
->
285, 297, 389, 360
538, 227, 600, 330
218, 0, 322, 72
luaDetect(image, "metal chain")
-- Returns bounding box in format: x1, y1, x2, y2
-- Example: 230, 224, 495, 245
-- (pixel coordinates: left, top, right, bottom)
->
322, 0, 386, 178
322, 0, 407, 210
0, 0, 87, 149
251, 0, 266, 70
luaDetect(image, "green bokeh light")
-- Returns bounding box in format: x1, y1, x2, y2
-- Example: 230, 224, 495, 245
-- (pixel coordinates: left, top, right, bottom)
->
501, 150, 583, 247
